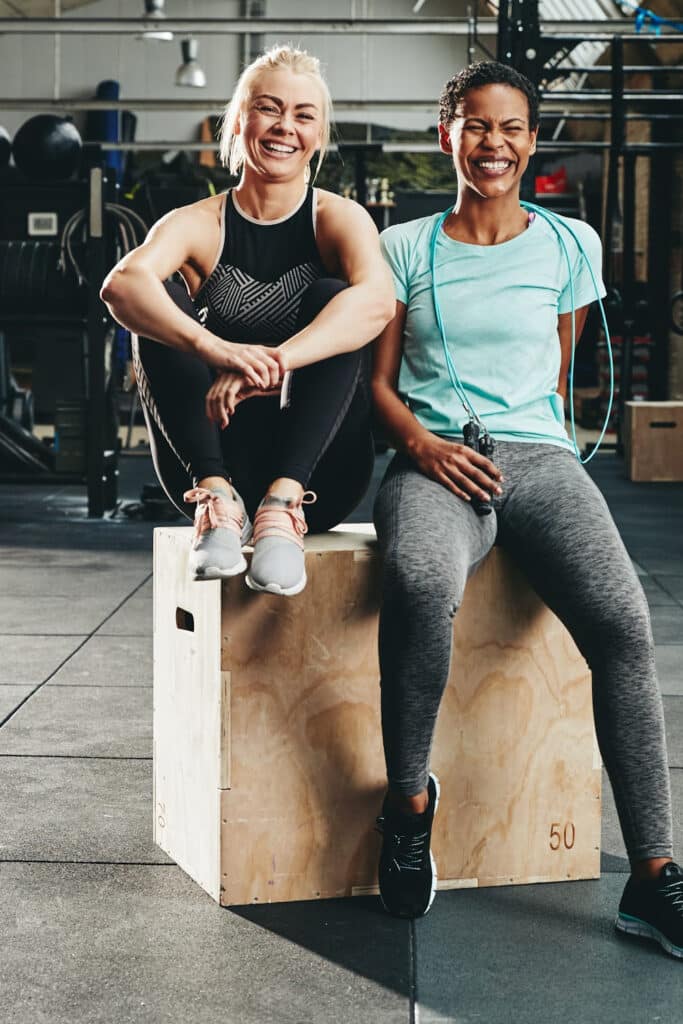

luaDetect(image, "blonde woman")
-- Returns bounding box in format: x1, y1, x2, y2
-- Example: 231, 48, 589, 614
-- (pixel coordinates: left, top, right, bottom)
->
102, 45, 394, 594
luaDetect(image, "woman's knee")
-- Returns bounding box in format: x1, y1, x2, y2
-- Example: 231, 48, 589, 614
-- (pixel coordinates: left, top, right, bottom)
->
578, 590, 655, 666
296, 277, 348, 327
381, 543, 464, 622
163, 278, 200, 321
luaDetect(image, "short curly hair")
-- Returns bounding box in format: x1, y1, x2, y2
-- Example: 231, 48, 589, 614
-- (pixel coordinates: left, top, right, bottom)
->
439, 61, 540, 132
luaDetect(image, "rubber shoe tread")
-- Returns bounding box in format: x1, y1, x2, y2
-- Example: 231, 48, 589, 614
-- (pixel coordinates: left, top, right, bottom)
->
615, 861, 683, 961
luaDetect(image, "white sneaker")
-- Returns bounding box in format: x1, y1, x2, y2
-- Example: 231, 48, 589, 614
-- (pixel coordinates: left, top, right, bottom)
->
183, 486, 251, 581
245, 491, 316, 596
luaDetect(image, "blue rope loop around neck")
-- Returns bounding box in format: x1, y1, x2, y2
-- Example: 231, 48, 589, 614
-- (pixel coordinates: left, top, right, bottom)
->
429, 203, 615, 465
429, 208, 482, 429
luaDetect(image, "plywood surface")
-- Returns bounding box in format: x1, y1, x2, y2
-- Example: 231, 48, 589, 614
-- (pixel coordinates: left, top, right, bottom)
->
154, 528, 600, 907
153, 529, 224, 901
625, 401, 683, 482
435, 553, 600, 888
218, 545, 385, 905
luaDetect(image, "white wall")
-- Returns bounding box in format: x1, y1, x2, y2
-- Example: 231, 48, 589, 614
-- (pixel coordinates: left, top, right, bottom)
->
0, 0, 471, 141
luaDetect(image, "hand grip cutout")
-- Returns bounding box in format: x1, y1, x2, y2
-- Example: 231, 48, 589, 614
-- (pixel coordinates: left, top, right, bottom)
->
176, 607, 195, 632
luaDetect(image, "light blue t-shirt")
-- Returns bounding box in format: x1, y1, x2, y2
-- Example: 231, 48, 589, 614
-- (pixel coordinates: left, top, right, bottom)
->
380, 211, 606, 450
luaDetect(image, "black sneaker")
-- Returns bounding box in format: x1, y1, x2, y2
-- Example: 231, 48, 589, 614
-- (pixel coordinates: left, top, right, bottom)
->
616, 861, 683, 960
375, 773, 440, 919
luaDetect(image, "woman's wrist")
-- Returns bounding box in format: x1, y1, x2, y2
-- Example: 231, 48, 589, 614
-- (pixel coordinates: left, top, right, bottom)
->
403, 427, 432, 459
193, 328, 230, 368
188, 324, 212, 362
275, 344, 292, 374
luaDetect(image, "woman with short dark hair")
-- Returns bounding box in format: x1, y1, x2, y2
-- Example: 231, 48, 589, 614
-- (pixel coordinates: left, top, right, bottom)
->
372, 61, 682, 960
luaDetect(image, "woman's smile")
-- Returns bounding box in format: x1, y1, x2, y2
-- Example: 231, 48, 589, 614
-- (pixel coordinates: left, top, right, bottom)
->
260, 139, 299, 157
471, 157, 515, 177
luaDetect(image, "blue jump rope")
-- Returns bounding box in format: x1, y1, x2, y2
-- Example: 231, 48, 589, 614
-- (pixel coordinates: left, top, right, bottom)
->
429, 201, 615, 468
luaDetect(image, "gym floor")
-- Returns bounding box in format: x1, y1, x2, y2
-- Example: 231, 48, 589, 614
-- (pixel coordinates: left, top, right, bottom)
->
1, 448, 682, 1023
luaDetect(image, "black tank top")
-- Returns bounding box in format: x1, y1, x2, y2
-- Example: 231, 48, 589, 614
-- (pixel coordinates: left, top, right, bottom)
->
193, 187, 326, 346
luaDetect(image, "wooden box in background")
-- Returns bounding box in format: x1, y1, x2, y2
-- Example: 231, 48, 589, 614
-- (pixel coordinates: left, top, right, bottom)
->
153, 527, 601, 907
625, 401, 683, 482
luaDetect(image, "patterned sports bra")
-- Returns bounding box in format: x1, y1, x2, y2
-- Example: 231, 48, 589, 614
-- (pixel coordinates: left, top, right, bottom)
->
193, 187, 327, 347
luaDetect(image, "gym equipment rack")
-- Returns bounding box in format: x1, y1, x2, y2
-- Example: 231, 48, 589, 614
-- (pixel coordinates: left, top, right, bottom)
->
0, 165, 117, 517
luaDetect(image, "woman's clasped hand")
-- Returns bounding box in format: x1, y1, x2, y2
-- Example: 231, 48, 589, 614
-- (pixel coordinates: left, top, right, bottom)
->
205, 368, 284, 428
207, 339, 285, 390
408, 433, 504, 504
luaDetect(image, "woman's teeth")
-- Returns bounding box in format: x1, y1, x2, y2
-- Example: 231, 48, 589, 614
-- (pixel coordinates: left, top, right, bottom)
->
262, 141, 297, 154
477, 160, 512, 171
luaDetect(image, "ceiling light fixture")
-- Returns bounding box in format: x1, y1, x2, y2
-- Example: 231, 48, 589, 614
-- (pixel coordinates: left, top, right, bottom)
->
140, 0, 174, 43
175, 38, 207, 88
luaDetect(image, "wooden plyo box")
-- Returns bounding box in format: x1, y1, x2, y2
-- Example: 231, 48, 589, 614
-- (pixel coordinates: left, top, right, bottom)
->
625, 401, 683, 482
153, 526, 601, 907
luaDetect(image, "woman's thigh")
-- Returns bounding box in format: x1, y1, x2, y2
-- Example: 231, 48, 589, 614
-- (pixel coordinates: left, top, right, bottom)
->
374, 452, 498, 610
496, 444, 649, 649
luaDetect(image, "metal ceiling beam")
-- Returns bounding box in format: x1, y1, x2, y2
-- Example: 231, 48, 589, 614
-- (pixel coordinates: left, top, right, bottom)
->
92, 139, 680, 153
0, 17, 677, 36
0, 97, 442, 112
3, 94, 680, 113
548, 32, 682, 43
540, 91, 682, 101
0, 16, 493, 34
546, 66, 683, 74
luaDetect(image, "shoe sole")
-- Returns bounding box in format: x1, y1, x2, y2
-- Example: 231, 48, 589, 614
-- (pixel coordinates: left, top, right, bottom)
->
191, 554, 248, 581
423, 773, 441, 917
244, 571, 307, 597
378, 771, 441, 920
615, 912, 683, 960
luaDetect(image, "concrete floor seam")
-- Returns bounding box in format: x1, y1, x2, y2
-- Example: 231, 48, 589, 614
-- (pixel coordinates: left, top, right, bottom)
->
0, 753, 152, 760
0, 633, 90, 637
30, 684, 152, 690
0, 572, 152, 731
0, 859, 177, 866
651, 579, 683, 607
409, 919, 419, 1024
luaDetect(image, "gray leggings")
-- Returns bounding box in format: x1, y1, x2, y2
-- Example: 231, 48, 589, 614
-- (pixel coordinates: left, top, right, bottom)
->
374, 440, 673, 863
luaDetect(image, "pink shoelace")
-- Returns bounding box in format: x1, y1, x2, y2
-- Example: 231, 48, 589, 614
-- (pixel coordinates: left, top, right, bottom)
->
183, 487, 243, 545
251, 491, 316, 551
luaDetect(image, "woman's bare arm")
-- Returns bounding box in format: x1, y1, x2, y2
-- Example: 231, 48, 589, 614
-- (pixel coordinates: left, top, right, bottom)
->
372, 302, 503, 503
557, 305, 590, 400
276, 197, 395, 372
100, 202, 282, 388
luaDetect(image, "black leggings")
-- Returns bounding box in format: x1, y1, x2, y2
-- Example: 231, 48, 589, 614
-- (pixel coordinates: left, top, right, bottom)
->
132, 278, 375, 532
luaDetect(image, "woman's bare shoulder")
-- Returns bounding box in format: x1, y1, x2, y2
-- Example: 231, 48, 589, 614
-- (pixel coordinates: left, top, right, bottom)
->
315, 188, 364, 220
315, 189, 378, 244
156, 191, 224, 233
146, 193, 225, 280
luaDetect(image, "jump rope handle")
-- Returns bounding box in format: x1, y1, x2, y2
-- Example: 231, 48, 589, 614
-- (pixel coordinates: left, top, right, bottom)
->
463, 421, 494, 517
